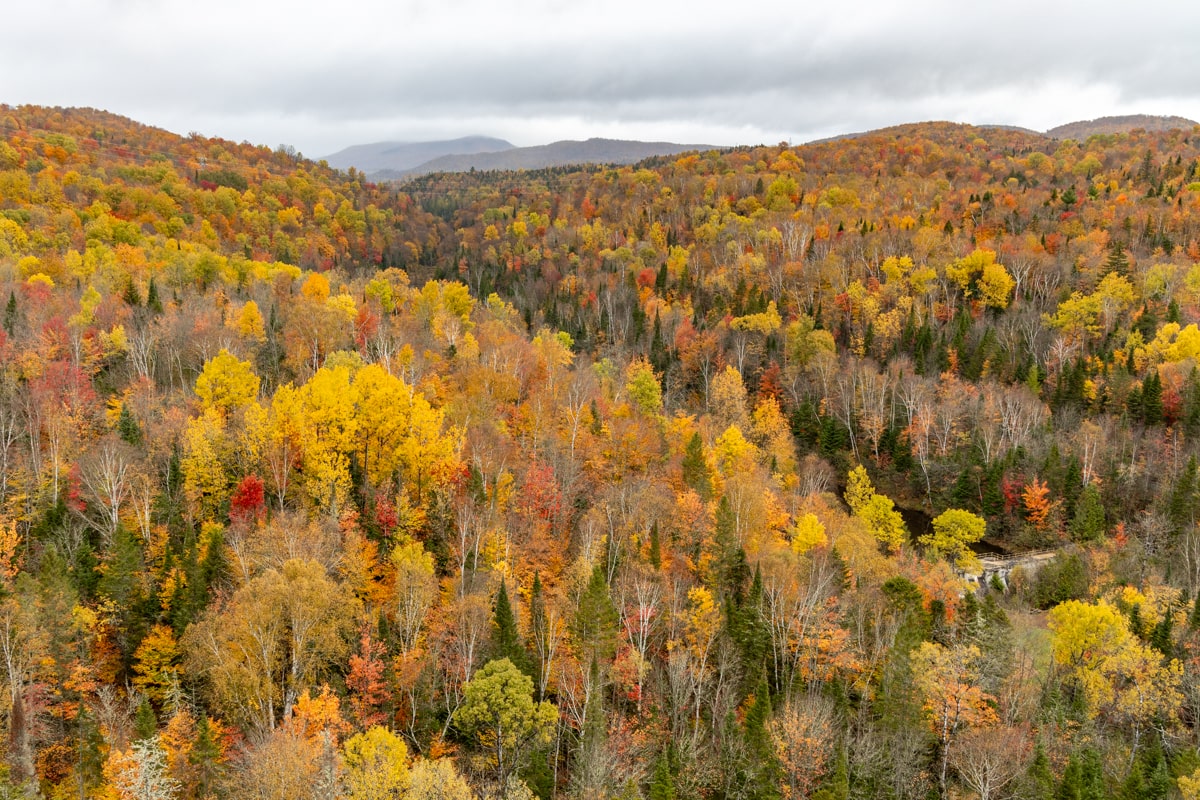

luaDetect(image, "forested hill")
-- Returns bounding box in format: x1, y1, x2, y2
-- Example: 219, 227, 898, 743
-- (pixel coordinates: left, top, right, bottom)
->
8, 103, 1200, 799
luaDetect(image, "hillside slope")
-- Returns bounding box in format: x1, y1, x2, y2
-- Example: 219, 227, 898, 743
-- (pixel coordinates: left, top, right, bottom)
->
1046, 113, 1197, 138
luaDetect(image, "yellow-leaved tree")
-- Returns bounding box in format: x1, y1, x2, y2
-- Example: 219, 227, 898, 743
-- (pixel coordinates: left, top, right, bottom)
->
844, 466, 906, 551
1048, 598, 1183, 734
946, 249, 1014, 309
920, 509, 985, 574
195, 349, 260, 415
342, 726, 410, 800
351, 364, 460, 504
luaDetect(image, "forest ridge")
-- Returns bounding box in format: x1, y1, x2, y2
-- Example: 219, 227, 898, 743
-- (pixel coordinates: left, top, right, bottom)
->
4, 104, 1200, 800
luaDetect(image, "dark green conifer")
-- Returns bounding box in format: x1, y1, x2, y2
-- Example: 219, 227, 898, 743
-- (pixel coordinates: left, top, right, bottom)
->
492, 580, 528, 674
134, 698, 157, 740
572, 565, 618, 666
146, 277, 163, 314
648, 751, 675, 800
117, 403, 142, 446
682, 432, 712, 501
647, 520, 662, 570
1025, 742, 1056, 800
1142, 370, 1164, 425
3, 291, 16, 336
1069, 483, 1105, 542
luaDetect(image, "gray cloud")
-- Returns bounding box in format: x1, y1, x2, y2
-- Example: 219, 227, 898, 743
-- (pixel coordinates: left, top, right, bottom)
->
2, 0, 1198, 154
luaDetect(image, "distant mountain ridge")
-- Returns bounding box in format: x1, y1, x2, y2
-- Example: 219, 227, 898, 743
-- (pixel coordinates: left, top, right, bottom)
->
808, 115, 1198, 146
321, 136, 515, 173
327, 114, 1198, 180
1045, 114, 1198, 139
357, 138, 718, 181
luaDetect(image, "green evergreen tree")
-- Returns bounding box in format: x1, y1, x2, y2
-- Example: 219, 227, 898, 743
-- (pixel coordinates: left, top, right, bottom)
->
740, 677, 781, 800
1069, 483, 1105, 542
122, 277, 141, 307
1119, 759, 1145, 800
1025, 742, 1056, 800
812, 752, 849, 800
1142, 371, 1164, 425
1150, 607, 1174, 657
492, 580, 529, 675
190, 715, 223, 798
647, 520, 662, 571
146, 277, 163, 314
3, 291, 16, 336
526, 572, 547, 699
682, 432, 712, 501
648, 750, 675, 800
134, 698, 157, 740
99, 526, 148, 660
1062, 457, 1083, 518
1143, 742, 1170, 800
1169, 456, 1199, 535
571, 565, 618, 666
117, 403, 143, 446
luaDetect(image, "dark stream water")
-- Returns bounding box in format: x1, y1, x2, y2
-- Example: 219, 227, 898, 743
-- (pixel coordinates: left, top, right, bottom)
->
833, 483, 1010, 556
896, 506, 1010, 556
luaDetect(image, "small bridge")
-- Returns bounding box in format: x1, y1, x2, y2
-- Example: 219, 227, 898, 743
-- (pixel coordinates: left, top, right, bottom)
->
962, 549, 1059, 591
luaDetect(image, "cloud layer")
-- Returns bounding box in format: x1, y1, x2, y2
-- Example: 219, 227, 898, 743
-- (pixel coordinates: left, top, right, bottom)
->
3, 0, 1198, 154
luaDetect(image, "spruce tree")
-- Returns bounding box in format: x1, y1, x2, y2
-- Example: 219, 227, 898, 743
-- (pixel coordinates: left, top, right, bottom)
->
122, 277, 141, 307
572, 565, 618, 666
1169, 456, 1199, 535
682, 432, 712, 501
647, 520, 662, 570
1069, 483, 1105, 542
134, 698, 157, 740
526, 572, 547, 698
1142, 371, 1164, 425
741, 678, 781, 800
1025, 742, 1055, 800
492, 581, 528, 674
146, 277, 163, 314
648, 751, 675, 800
191, 715, 224, 797
117, 403, 143, 446
3, 291, 16, 336
1150, 608, 1174, 657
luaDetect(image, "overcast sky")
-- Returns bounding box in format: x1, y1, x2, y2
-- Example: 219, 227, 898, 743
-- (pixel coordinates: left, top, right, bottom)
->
4, 0, 1200, 157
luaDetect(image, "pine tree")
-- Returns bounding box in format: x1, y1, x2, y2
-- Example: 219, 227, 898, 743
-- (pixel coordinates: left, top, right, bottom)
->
526, 572, 547, 698
3, 291, 16, 336
1142, 740, 1170, 800
1150, 609, 1174, 657
648, 750, 675, 800
1062, 457, 1083, 518
741, 677, 781, 800
134, 698, 157, 740
1025, 742, 1056, 800
1069, 483, 1105, 542
1120, 760, 1145, 800
1169, 456, 1199, 535
146, 277, 163, 314
1142, 371, 1164, 425
117, 403, 143, 446
190, 715, 223, 797
122, 277, 141, 307
572, 565, 618, 666
493, 580, 529, 675
647, 520, 662, 570
682, 432, 712, 501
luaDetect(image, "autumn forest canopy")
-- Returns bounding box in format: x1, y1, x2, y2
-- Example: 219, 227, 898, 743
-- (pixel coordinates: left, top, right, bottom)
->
8, 104, 1200, 800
